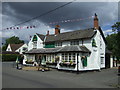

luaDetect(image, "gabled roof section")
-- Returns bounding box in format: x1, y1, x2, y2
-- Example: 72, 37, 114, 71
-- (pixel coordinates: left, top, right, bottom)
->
98, 26, 107, 44
10, 43, 24, 52
36, 33, 45, 41
45, 28, 96, 43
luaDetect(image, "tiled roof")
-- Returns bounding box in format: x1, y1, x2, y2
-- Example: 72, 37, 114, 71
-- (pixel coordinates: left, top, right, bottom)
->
45, 28, 96, 43
25, 45, 90, 54
25, 47, 62, 54
10, 43, 24, 52
58, 45, 91, 53
36, 33, 45, 41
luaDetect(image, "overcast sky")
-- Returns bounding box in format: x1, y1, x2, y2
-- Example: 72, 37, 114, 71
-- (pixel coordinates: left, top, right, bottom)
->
1, 1, 119, 45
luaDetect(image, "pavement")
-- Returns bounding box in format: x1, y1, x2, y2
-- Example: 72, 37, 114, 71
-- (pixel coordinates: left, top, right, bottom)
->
2, 62, 119, 88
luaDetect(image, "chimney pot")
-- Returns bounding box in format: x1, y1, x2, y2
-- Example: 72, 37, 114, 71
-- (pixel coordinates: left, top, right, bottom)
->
46, 30, 49, 36
94, 13, 99, 30
55, 25, 60, 35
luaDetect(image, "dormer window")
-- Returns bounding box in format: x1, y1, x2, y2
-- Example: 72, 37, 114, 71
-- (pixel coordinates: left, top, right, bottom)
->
70, 40, 79, 45
56, 42, 62, 47
44, 43, 55, 48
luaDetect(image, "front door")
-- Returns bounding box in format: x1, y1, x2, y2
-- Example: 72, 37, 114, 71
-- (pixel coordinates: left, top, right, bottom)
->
41, 55, 46, 65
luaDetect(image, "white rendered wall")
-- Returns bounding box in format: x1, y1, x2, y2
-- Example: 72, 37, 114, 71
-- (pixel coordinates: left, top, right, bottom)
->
110, 55, 113, 68
99, 34, 106, 68
37, 36, 44, 49
28, 34, 44, 51
15, 44, 28, 54
6, 44, 12, 51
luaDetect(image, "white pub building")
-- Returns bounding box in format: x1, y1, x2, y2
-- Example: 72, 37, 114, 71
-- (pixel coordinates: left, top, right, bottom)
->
23, 14, 108, 71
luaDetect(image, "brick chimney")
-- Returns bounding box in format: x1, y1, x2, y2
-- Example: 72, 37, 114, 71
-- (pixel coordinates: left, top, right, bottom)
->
55, 25, 60, 35
46, 30, 49, 36
94, 13, 99, 30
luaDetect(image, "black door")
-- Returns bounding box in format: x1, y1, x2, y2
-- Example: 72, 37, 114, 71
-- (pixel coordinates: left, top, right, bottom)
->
105, 53, 110, 68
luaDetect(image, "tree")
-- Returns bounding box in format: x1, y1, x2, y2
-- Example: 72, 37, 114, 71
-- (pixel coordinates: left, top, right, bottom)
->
2, 36, 24, 51
106, 34, 118, 58
111, 22, 120, 59
112, 22, 120, 32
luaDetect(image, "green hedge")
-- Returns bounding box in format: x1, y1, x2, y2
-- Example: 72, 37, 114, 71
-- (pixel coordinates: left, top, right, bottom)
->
1, 54, 23, 61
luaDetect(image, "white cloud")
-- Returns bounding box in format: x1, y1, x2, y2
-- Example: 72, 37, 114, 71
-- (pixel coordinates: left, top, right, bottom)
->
103, 29, 112, 33
103, 29, 116, 37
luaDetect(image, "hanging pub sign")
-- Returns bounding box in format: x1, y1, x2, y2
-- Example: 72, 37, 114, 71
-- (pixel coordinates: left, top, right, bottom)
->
32, 35, 38, 42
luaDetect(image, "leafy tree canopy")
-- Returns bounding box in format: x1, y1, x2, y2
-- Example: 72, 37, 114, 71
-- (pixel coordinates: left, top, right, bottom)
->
106, 22, 120, 60
112, 22, 120, 32
5, 36, 24, 45
2, 36, 24, 51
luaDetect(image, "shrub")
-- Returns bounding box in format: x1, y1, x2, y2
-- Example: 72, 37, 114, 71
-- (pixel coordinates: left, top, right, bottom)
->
2, 54, 23, 61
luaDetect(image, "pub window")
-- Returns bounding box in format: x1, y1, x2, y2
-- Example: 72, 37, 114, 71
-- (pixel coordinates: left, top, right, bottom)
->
56, 42, 62, 47
69, 53, 71, 61
62, 53, 65, 61
33, 41, 37, 49
101, 57, 104, 64
65, 53, 68, 62
72, 53, 76, 62
62, 53, 76, 62
70, 40, 79, 45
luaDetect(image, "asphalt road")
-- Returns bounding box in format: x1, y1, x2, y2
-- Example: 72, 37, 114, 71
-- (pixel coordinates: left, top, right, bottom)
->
2, 62, 119, 88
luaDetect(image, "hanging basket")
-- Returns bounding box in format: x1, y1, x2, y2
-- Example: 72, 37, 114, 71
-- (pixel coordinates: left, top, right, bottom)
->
59, 63, 76, 68
46, 62, 57, 66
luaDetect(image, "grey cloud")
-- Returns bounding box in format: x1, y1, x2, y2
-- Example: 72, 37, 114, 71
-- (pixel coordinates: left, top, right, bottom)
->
3, 2, 118, 28
1, 2, 118, 42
